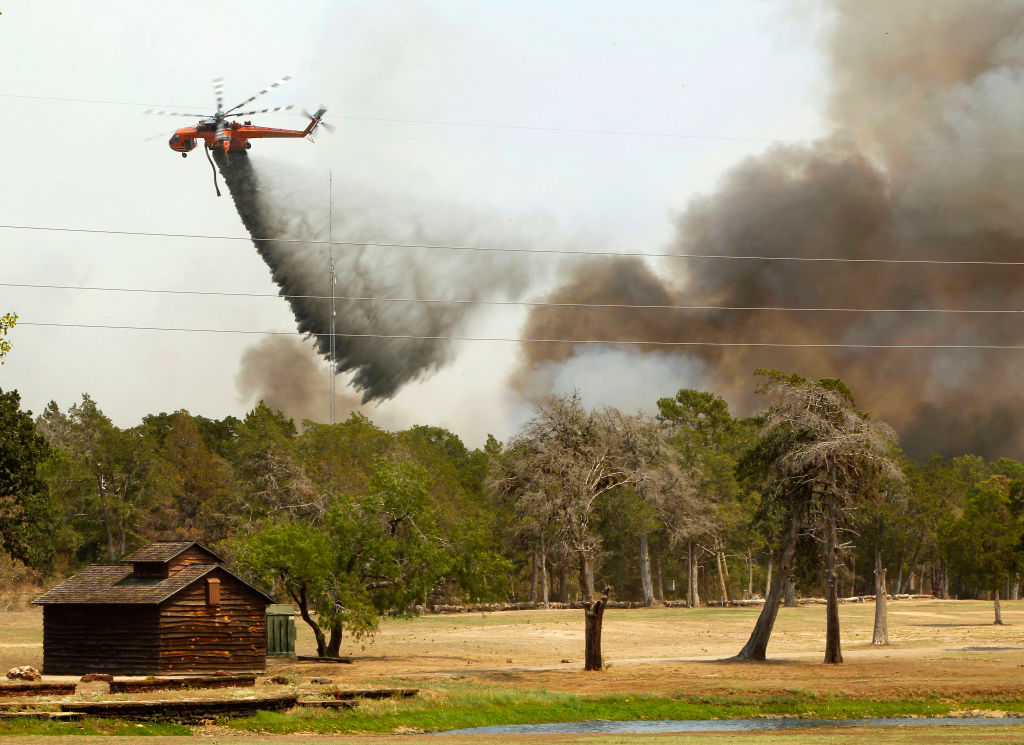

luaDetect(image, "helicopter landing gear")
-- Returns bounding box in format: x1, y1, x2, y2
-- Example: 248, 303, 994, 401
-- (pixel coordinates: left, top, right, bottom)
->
181, 152, 188, 158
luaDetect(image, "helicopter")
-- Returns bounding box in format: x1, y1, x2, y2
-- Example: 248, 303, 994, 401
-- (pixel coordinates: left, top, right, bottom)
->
146, 76, 332, 192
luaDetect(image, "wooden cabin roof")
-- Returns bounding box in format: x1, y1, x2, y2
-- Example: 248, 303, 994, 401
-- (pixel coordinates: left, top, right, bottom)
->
32, 564, 273, 606
119, 541, 223, 564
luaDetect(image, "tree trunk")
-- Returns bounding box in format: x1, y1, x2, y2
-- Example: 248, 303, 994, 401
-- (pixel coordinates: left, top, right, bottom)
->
293, 584, 328, 657
872, 549, 889, 645
541, 547, 550, 607
325, 621, 343, 657
687, 541, 700, 608
784, 578, 797, 607
1012, 574, 1020, 601
746, 549, 754, 600
994, 588, 1004, 625
583, 586, 611, 671
655, 556, 665, 603
639, 534, 655, 606
894, 548, 904, 596
530, 546, 540, 603
578, 551, 594, 604
764, 557, 773, 599
715, 542, 729, 604
736, 504, 803, 660
105, 516, 117, 562
823, 495, 843, 664
824, 571, 842, 663
901, 540, 922, 594
941, 562, 949, 599
558, 566, 569, 604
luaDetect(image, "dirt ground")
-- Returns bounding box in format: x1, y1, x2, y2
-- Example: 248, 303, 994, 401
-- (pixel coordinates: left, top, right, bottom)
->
267, 598, 1024, 700
4, 599, 1024, 742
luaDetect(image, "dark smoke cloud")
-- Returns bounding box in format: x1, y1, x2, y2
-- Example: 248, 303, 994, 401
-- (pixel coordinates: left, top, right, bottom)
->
515, 0, 1024, 460
215, 151, 533, 403
235, 335, 364, 424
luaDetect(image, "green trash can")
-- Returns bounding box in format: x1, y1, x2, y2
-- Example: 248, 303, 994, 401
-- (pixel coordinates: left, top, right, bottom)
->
266, 604, 296, 657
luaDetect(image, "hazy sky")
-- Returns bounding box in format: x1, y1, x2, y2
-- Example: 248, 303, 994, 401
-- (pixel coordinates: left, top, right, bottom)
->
0, 1, 825, 444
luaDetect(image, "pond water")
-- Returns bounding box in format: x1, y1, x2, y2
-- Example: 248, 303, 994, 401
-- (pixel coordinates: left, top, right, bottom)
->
439, 716, 1024, 735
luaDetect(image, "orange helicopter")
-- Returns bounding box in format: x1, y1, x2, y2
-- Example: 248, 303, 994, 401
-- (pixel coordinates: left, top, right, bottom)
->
147, 76, 332, 194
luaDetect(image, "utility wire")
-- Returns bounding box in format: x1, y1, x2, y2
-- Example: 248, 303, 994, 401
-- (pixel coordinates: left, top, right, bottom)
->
3, 223, 1024, 267
0, 93, 205, 108
4, 281, 1024, 315
3, 90, 1024, 154
17, 321, 1024, 350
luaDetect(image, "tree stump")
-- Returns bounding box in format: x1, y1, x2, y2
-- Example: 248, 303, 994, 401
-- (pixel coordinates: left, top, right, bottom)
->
583, 585, 611, 671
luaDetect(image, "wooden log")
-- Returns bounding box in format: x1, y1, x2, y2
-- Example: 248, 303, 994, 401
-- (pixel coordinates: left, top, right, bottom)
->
297, 699, 357, 709
0, 711, 83, 721
59, 693, 297, 723
330, 687, 418, 700
0, 682, 78, 697
108, 675, 256, 693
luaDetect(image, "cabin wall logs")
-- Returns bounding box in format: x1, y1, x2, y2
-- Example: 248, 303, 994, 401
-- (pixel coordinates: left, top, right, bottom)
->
42, 605, 162, 675
159, 574, 266, 673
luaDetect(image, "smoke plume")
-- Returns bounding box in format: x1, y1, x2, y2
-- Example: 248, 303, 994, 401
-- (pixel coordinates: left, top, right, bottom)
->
235, 335, 364, 424
516, 0, 1024, 459
215, 151, 532, 403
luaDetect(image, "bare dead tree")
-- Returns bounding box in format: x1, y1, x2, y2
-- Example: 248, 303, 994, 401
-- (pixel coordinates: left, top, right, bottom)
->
491, 393, 669, 670
735, 371, 902, 663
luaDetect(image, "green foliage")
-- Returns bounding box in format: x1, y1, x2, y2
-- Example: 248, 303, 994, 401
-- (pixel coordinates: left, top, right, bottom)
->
0, 311, 15, 364
234, 455, 510, 648
0, 388, 52, 566
939, 483, 1023, 593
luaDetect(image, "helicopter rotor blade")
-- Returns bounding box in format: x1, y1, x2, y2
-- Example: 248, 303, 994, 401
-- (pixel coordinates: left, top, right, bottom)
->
224, 105, 294, 118
212, 78, 225, 112
144, 110, 207, 117
224, 74, 292, 115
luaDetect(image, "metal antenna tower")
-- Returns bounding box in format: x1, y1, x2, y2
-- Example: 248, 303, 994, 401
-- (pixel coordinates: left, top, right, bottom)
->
329, 172, 337, 425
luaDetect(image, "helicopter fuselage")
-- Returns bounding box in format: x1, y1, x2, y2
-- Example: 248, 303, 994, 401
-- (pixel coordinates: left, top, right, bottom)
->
168, 109, 326, 157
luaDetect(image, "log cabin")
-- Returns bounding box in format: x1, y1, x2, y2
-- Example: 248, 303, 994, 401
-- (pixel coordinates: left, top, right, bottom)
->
33, 541, 273, 675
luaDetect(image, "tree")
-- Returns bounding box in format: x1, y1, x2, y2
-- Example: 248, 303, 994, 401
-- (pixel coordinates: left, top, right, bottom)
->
0, 312, 16, 364
235, 456, 507, 657
232, 402, 317, 523
150, 411, 236, 541
735, 371, 901, 663
939, 482, 1023, 624
657, 390, 755, 607
0, 388, 53, 566
36, 395, 160, 562
493, 393, 649, 670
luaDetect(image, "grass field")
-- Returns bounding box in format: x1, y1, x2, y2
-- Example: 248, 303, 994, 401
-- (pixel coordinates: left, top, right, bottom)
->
3, 598, 1024, 742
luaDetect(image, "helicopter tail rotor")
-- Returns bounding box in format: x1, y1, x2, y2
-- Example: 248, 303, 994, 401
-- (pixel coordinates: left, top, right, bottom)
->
302, 106, 334, 140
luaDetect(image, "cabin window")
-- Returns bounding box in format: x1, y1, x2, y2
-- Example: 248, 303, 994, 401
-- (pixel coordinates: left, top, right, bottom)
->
206, 577, 221, 607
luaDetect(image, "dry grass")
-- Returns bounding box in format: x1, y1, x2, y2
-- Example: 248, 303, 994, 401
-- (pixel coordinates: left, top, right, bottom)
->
276, 598, 1024, 700
5, 599, 1024, 743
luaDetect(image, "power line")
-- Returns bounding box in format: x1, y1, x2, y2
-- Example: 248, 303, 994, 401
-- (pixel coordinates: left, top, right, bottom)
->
4, 281, 1024, 315
3, 90, 1024, 155
17, 321, 1024, 350
0, 93, 205, 108
3, 223, 1024, 267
